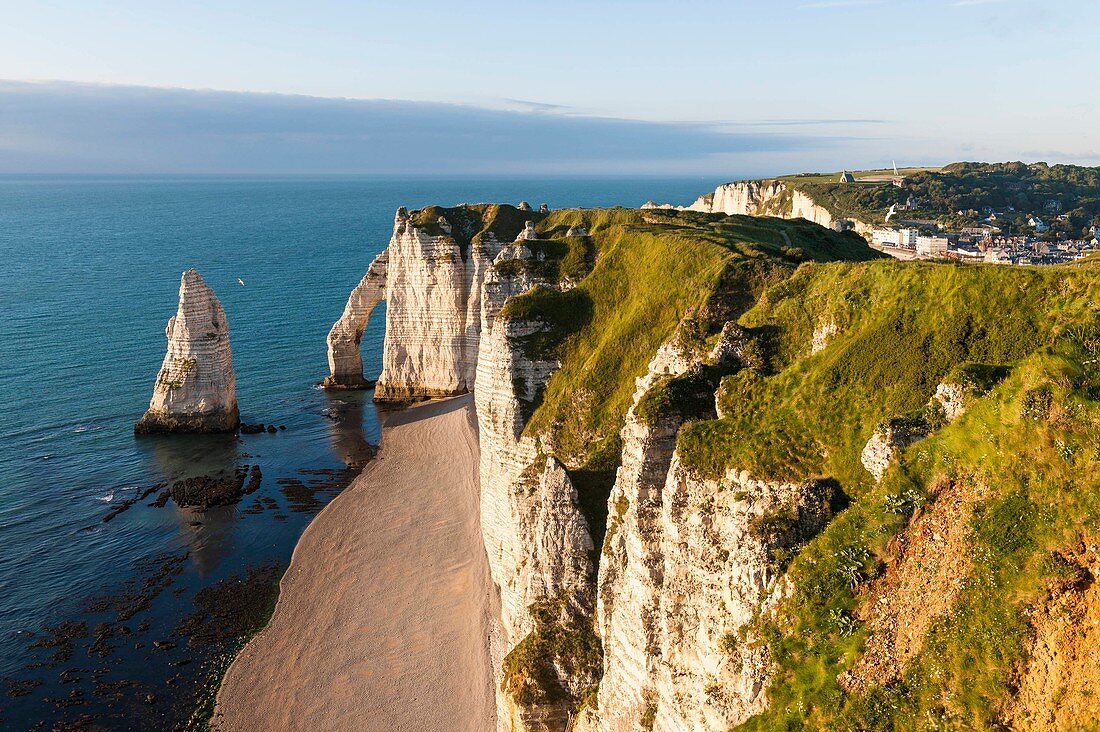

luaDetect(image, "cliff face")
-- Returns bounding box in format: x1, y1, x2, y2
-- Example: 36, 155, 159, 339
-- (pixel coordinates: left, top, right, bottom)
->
375, 207, 500, 400
474, 231, 597, 730
654, 180, 872, 235
593, 338, 830, 732
136, 269, 239, 433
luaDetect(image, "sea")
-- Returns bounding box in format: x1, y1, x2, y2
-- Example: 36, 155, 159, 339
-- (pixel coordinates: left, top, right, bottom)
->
0, 175, 716, 730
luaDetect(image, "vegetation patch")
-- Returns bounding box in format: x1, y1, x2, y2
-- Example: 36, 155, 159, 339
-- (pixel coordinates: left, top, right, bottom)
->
634, 366, 720, 427
501, 596, 602, 707
502, 285, 592, 361
521, 208, 881, 469
733, 299, 1100, 730
679, 261, 1098, 489
409, 203, 545, 260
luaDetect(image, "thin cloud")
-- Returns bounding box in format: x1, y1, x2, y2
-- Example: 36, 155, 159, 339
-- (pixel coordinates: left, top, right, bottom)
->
799, 0, 884, 8
726, 119, 892, 127
0, 80, 854, 175
498, 98, 573, 114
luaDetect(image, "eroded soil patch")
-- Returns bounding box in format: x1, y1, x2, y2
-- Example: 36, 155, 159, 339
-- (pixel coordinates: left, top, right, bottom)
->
840, 476, 985, 693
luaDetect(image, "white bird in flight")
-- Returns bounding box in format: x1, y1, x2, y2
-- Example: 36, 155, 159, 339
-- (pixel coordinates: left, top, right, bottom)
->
237, 277, 246, 286
885, 204, 897, 223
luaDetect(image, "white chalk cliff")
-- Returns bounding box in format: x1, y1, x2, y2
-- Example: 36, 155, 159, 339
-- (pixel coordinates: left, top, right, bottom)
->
136, 269, 239, 433
644, 180, 872, 235
327, 207, 595, 729
331, 205, 831, 731
473, 224, 597, 729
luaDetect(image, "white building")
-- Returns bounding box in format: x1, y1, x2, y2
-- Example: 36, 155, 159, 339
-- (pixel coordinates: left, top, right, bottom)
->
872, 227, 919, 249
1028, 217, 1049, 233
916, 235, 950, 258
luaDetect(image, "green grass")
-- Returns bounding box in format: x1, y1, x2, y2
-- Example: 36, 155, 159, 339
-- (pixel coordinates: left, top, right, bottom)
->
678, 261, 1099, 490
409, 203, 545, 259
501, 595, 602, 707
723, 261, 1100, 730
508, 208, 881, 473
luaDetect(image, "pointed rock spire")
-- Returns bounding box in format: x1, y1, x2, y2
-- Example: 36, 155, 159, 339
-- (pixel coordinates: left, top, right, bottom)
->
135, 269, 239, 433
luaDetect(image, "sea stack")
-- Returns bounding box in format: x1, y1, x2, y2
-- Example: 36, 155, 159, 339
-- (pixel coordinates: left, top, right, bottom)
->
135, 269, 239, 434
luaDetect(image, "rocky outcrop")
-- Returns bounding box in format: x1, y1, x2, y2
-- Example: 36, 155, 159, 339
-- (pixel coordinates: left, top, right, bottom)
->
474, 239, 596, 729
932, 381, 968, 423
324, 207, 516, 400
646, 180, 871, 236
324, 250, 388, 389
595, 337, 832, 731
374, 207, 501, 400
811, 319, 838, 354
136, 269, 239, 433
861, 418, 926, 482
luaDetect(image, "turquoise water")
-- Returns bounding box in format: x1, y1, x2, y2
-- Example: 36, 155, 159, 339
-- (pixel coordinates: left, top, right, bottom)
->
0, 175, 716, 728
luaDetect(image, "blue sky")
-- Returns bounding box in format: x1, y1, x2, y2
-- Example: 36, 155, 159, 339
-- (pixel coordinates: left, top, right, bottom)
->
1, 0, 1097, 175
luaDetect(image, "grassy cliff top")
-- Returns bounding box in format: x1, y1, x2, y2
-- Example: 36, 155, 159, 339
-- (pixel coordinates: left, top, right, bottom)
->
408, 203, 545, 259
723, 259, 1100, 730
678, 259, 1099, 491
499, 208, 882, 472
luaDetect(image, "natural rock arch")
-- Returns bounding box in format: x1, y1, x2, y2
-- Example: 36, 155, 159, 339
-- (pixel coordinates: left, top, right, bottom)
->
323, 249, 388, 389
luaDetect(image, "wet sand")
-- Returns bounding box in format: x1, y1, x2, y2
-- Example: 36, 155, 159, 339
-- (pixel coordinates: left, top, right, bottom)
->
213, 395, 495, 731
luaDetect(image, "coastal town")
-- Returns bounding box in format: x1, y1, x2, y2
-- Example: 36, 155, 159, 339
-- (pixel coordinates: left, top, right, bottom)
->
842, 169, 1100, 264
869, 222, 1099, 264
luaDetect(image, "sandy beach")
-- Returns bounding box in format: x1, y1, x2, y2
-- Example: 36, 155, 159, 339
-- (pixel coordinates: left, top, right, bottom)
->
213, 395, 496, 732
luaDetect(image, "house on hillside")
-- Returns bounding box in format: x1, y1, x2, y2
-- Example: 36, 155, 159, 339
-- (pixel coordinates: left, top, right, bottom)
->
839, 171, 855, 184
872, 227, 919, 250
1028, 217, 1049, 233
916, 235, 951, 258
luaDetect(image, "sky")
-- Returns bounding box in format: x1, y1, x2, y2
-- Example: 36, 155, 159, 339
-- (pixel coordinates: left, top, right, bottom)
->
1, 0, 1098, 175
